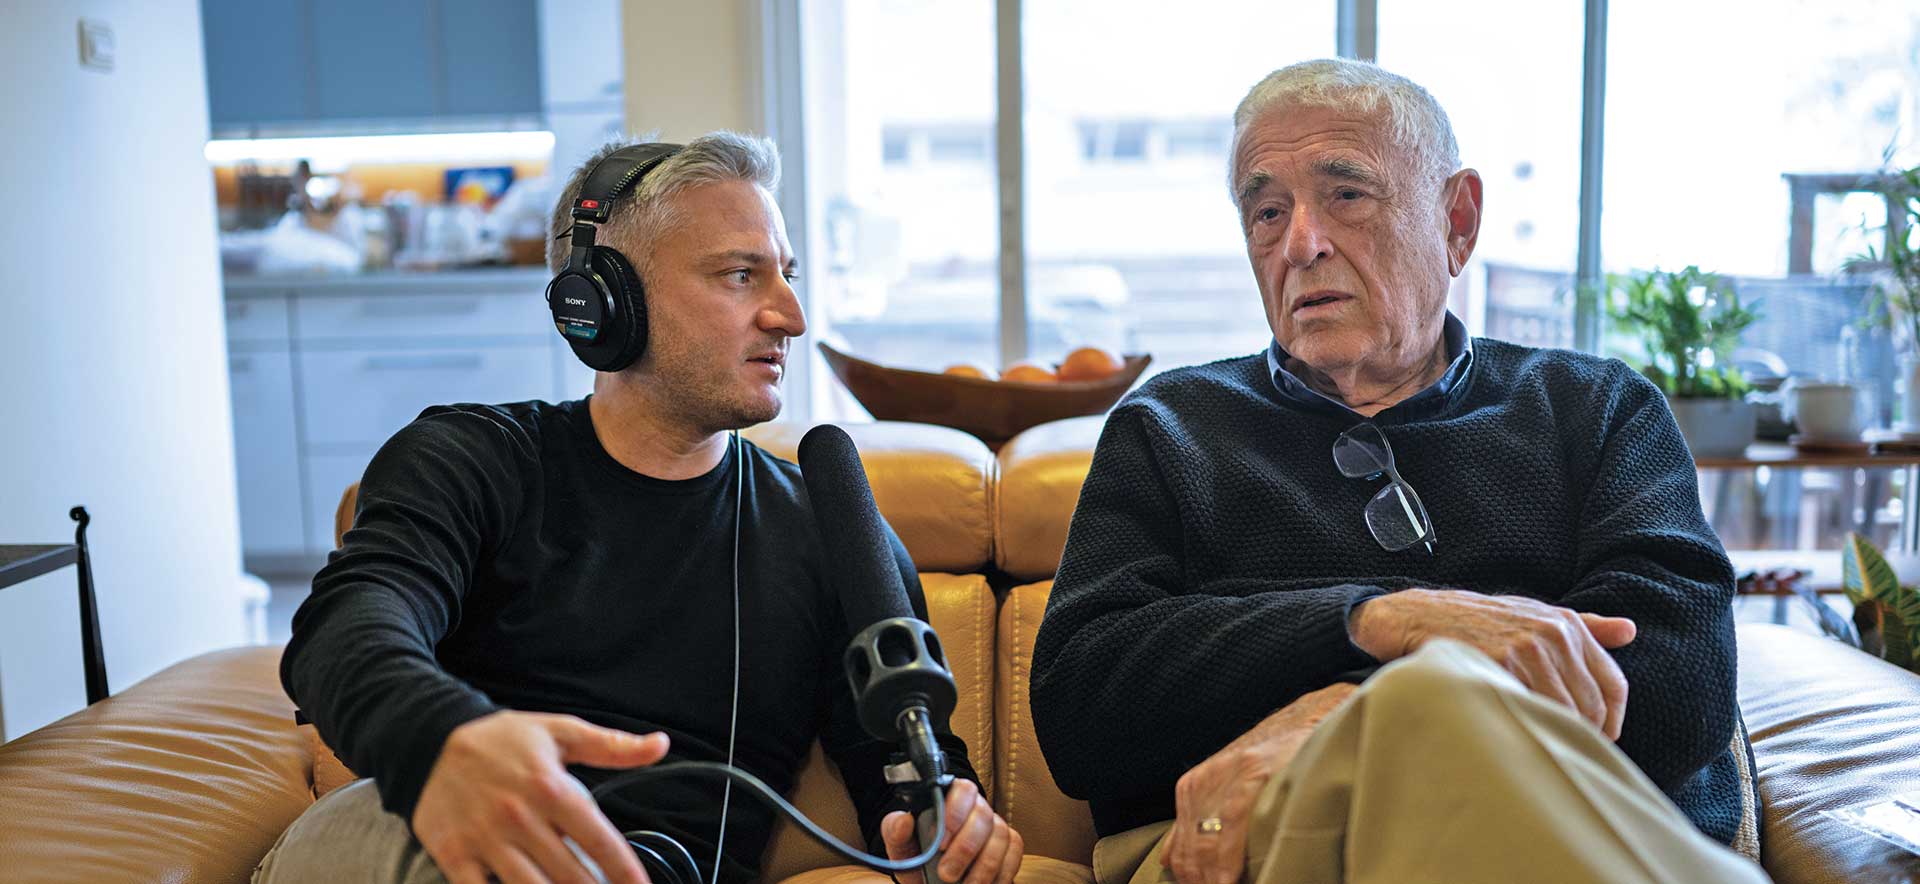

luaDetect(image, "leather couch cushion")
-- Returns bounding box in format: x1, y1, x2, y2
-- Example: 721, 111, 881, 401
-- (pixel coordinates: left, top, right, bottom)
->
995, 580, 1099, 866
0, 645, 314, 883
1737, 622, 1920, 883
762, 571, 998, 881
744, 421, 997, 574
995, 417, 1103, 582
305, 723, 358, 798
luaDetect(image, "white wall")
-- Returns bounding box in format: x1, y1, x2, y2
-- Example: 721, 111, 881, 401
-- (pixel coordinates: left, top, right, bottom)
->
0, 0, 250, 739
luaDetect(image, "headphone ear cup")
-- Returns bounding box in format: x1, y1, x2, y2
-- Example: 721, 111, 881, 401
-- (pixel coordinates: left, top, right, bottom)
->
569, 246, 648, 372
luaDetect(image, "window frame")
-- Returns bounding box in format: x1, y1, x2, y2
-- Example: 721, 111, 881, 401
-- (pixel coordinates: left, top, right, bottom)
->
761, 0, 1616, 421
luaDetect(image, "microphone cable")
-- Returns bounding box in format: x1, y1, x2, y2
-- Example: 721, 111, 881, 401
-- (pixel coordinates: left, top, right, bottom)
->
591, 760, 948, 882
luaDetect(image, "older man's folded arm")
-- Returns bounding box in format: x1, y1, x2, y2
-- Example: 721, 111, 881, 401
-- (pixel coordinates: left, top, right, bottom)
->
1556, 365, 1739, 793
1029, 407, 1390, 802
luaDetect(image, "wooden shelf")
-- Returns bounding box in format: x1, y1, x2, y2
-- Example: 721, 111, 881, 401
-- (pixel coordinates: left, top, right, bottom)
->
1696, 444, 1920, 470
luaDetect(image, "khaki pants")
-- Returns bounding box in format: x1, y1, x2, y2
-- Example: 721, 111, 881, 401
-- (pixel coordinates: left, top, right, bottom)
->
252, 778, 611, 884
1097, 641, 1769, 884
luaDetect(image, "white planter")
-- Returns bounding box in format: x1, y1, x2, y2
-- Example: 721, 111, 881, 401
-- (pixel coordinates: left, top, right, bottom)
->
1668, 397, 1756, 459
1901, 352, 1920, 433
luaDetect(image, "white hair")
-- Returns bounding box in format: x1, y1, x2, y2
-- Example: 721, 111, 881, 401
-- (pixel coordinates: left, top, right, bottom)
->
548, 130, 782, 275
1229, 58, 1460, 205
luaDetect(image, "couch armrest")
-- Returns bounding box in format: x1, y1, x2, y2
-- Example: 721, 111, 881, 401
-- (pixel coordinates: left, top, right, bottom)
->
1738, 623, 1920, 883
0, 645, 313, 883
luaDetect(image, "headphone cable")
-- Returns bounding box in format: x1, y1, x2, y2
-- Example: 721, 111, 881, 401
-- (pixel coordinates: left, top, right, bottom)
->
710, 430, 744, 884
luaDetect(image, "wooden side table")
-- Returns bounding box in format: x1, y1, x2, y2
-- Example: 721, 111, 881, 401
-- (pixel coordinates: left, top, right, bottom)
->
0, 507, 108, 706
1696, 444, 1920, 553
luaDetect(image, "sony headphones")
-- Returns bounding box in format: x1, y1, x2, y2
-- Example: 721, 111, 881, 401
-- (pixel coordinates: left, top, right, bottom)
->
546, 143, 685, 372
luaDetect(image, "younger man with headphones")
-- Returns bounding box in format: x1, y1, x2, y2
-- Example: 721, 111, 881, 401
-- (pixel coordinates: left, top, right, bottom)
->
255, 134, 1025, 884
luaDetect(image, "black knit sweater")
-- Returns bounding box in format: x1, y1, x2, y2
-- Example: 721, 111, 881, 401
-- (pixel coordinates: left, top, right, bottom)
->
1029, 340, 1750, 847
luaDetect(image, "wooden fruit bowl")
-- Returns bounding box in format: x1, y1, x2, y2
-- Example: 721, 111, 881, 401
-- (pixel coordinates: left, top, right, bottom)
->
818, 341, 1151, 446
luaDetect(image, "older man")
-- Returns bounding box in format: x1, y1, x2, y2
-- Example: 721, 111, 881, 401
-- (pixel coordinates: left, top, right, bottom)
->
1030, 60, 1765, 884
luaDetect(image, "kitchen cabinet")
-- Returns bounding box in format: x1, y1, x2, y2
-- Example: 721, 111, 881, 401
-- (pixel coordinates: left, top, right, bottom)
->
226, 297, 307, 566
299, 345, 552, 449
202, 0, 543, 132
443, 0, 544, 117
311, 0, 436, 121
202, 0, 308, 126
225, 269, 569, 574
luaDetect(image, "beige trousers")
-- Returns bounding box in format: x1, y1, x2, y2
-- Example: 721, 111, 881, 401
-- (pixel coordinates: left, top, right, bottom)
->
1097, 640, 1769, 884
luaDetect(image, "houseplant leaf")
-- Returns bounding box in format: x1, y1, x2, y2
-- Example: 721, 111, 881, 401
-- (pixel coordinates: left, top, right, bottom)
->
1890, 583, 1920, 672
1842, 531, 1900, 607
1883, 602, 1916, 673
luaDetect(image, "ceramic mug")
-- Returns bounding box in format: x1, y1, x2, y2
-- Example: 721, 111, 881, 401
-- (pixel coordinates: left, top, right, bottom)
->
1784, 381, 1867, 440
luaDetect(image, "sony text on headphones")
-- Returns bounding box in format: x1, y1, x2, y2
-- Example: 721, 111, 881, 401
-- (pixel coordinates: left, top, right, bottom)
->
546, 143, 685, 372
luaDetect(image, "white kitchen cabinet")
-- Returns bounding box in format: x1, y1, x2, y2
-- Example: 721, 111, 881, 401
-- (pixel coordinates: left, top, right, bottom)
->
228, 345, 307, 560
298, 345, 554, 450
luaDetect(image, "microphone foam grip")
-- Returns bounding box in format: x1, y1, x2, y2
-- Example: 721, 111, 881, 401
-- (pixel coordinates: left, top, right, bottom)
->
798, 424, 915, 632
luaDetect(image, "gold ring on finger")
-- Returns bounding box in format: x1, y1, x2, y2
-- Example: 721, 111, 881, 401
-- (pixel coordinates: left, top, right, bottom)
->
1197, 817, 1224, 835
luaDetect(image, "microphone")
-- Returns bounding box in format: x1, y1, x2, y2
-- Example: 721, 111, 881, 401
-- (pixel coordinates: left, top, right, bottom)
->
798, 424, 958, 880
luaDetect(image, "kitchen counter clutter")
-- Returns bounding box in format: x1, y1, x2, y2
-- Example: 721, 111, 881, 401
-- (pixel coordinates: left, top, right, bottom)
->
224, 268, 586, 575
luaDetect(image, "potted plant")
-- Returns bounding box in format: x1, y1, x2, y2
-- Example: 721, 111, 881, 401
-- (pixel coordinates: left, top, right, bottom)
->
1844, 164, 1920, 431
1841, 532, 1920, 673
1605, 266, 1762, 458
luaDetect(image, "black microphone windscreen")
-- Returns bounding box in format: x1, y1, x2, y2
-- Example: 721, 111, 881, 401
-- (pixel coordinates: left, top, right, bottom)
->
797, 424, 915, 633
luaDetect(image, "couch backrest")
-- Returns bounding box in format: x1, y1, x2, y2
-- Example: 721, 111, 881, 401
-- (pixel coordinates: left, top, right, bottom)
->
995, 416, 1103, 583
742, 421, 997, 574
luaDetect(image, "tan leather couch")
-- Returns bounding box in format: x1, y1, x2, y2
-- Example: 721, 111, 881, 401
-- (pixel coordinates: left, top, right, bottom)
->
2, 417, 1917, 884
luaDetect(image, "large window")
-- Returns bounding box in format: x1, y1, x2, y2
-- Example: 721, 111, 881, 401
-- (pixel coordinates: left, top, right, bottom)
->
1022, 1, 1333, 372
1602, 0, 1920, 389
1378, 0, 1584, 349
800, 0, 998, 419
1605, 0, 1920, 280
788, 0, 1920, 426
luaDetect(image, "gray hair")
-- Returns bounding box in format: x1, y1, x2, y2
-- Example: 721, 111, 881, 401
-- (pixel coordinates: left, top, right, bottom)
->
548, 131, 782, 276
1229, 58, 1459, 206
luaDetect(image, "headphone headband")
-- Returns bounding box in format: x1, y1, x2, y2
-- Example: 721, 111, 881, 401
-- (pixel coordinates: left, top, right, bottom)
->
573, 143, 685, 223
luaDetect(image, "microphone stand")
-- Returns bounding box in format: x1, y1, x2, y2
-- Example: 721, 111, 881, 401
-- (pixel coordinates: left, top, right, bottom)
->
883, 707, 954, 884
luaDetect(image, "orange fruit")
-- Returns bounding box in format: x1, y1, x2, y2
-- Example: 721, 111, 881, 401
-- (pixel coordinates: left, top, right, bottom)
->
942, 363, 997, 380
1000, 362, 1058, 384
1056, 346, 1123, 382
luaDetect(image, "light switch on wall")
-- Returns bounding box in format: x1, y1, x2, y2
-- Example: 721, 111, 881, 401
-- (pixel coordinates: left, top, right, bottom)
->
78, 18, 114, 72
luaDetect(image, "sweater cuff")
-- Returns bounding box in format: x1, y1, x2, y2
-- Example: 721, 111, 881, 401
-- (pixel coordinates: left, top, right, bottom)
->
1335, 584, 1394, 668
374, 693, 502, 828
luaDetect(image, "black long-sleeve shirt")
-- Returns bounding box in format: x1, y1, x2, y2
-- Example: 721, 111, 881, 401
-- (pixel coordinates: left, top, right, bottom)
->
282, 398, 977, 883
1029, 340, 1751, 847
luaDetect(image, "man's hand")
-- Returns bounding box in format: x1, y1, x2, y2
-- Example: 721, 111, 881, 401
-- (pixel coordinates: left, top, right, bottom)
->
1349, 588, 1637, 739
411, 710, 670, 884
1162, 683, 1355, 884
881, 778, 1023, 884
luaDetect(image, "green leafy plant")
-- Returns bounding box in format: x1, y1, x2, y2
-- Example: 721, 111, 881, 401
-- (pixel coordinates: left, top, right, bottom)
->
1605, 266, 1761, 399
1844, 164, 1920, 348
1841, 532, 1920, 673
